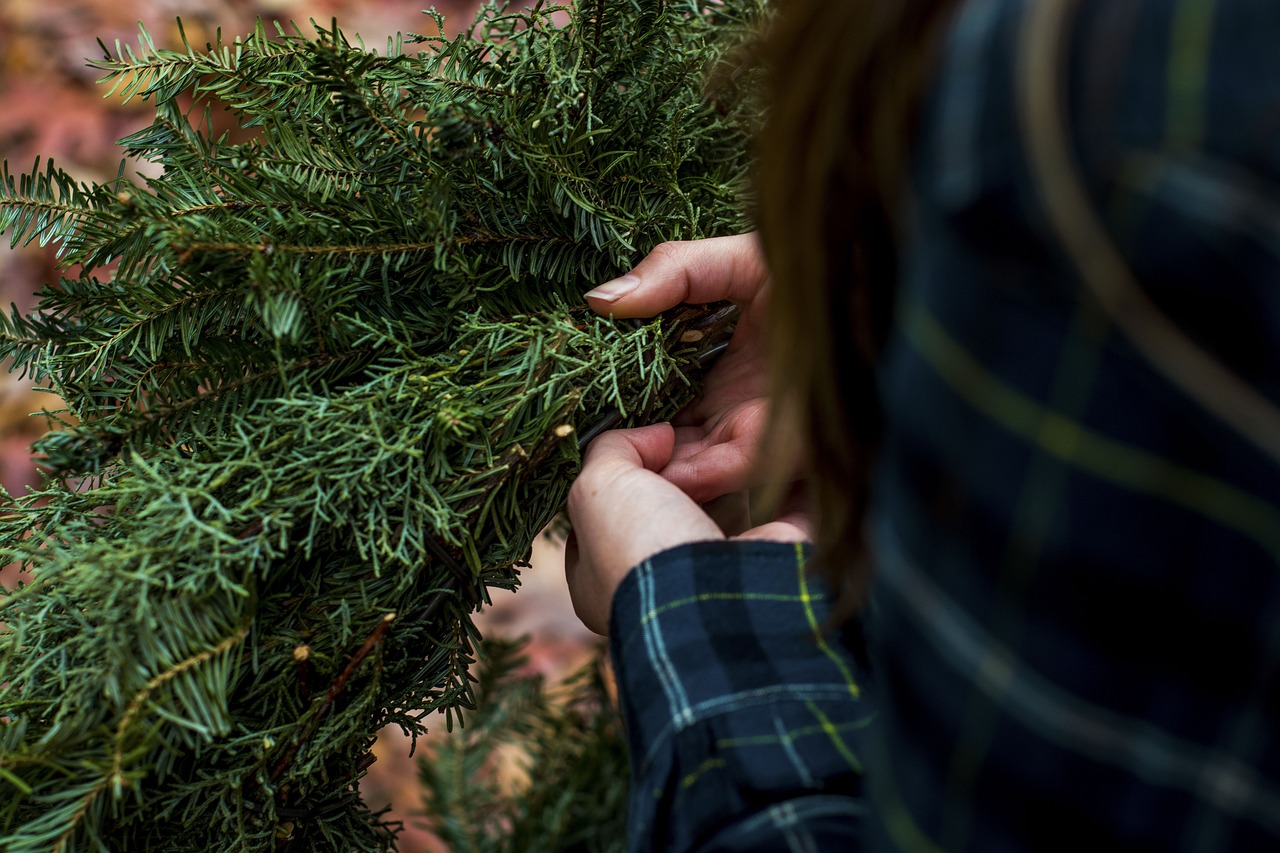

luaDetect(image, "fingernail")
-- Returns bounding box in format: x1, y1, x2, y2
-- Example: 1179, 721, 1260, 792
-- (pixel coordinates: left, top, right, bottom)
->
585, 274, 639, 302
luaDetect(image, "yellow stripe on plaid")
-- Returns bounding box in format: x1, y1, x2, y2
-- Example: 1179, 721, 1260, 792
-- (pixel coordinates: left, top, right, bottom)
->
1167, 0, 1217, 150
680, 757, 727, 791
805, 699, 863, 774
640, 592, 808, 626
903, 303, 1280, 557
795, 542, 862, 700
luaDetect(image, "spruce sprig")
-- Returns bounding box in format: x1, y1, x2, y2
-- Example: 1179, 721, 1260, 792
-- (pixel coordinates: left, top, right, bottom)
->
418, 637, 628, 853
0, 1, 763, 849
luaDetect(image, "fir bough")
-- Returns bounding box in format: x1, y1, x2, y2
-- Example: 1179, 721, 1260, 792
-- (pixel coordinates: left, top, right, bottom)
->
0, 1, 764, 849
417, 638, 628, 853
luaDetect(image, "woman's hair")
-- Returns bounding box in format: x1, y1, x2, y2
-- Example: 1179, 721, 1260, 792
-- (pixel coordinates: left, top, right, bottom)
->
754, 0, 958, 605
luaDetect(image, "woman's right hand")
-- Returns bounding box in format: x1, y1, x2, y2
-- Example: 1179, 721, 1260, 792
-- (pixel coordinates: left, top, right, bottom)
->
583, 233, 774, 504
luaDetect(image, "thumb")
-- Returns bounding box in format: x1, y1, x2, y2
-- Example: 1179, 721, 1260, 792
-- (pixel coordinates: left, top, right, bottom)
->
581, 421, 677, 475
583, 233, 768, 319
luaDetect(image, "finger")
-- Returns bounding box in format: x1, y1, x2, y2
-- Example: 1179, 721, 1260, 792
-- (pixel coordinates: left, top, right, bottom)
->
771, 504, 814, 539
735, 519, 810, 543
580, 421, 677, 474
583, 233, 768, 319
733, 483, 813, 543
562, 528, 589, 629
661, 404, 767, 501
660, 439, 756, 504
563, 529, 579, 577
700, 491, 752, 537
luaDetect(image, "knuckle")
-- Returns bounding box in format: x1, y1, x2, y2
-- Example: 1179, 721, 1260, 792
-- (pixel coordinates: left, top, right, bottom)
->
647, 240, 684, 266
566, 476, 590, 515
567, 467, 609, 514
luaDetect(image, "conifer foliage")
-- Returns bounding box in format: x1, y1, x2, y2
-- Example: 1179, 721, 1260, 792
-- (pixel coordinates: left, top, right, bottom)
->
418, 637, 629, 853
0, 1, 764, 848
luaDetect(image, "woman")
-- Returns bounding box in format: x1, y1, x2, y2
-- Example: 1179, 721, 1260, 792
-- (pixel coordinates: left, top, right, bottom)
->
567, 0, 1280, 850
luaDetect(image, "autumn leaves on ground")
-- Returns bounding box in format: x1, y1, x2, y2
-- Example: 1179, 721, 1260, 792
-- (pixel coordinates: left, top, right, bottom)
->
0, 1, 597, 848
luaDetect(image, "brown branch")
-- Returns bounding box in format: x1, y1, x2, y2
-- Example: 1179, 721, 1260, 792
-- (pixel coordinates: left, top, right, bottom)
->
51, 777, 111, 853
143, 346, 374, 420
269, 612, 396, 782
175, 231, 564, 259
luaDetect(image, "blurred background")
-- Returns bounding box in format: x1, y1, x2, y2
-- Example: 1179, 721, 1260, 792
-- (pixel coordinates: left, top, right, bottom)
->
0, 1, 596, 849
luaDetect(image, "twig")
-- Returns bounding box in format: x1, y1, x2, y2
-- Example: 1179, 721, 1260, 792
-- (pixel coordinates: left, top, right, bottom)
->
269, 612, 396, 782
110, 622, 251, 783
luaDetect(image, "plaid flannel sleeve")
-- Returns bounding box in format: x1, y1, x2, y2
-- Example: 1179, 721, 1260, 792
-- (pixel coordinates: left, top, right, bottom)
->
608, 540, 871, 852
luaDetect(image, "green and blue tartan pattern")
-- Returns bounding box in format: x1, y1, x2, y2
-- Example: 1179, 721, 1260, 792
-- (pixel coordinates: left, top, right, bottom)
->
609, 542, 868, 851
608, 0, 1280, 850
865, 0, 1280, 848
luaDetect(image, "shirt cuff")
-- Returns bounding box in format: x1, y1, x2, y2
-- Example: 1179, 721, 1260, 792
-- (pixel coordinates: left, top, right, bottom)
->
609, 540, 869, 851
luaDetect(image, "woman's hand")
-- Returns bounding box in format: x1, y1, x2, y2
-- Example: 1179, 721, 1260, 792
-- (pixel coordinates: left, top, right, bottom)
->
565, 423, 809, 634
565, 234, 808, 634
584, 233, 773, 504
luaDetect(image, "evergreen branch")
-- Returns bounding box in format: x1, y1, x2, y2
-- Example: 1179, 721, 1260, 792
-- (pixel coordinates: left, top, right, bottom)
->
51, 778, 111, 853
269, 612, 396, 782
0, 326, 40, 348
133, 346, 374, 428
173, 232, 568, 259
0, 197, 84, 225
94, 199, 336, 277
79, 286, 229, 370
0, 1, 767, 847
111, 622, 252, 784
0, 158, 102, 249
148, 108, 209, 161
93, 21, 318, 106
296, 48, 442, 173
250, 154, 368, 190
419, 74, 514, 99
169, 199, 299, 219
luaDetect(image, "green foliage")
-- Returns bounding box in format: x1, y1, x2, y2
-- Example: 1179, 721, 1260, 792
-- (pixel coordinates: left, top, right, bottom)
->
418, 637, 628, 853
0, 1, 764, 849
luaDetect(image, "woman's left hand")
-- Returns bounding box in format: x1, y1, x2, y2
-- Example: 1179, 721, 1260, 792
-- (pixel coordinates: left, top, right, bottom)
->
565, 423, 809, 635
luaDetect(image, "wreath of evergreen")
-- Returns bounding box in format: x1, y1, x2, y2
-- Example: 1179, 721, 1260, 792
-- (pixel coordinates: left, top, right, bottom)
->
0, 1, 764, 849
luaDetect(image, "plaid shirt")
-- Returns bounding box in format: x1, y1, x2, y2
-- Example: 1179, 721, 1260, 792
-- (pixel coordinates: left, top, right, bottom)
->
609, 0, 1280, 850
609, 541, 869, 850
